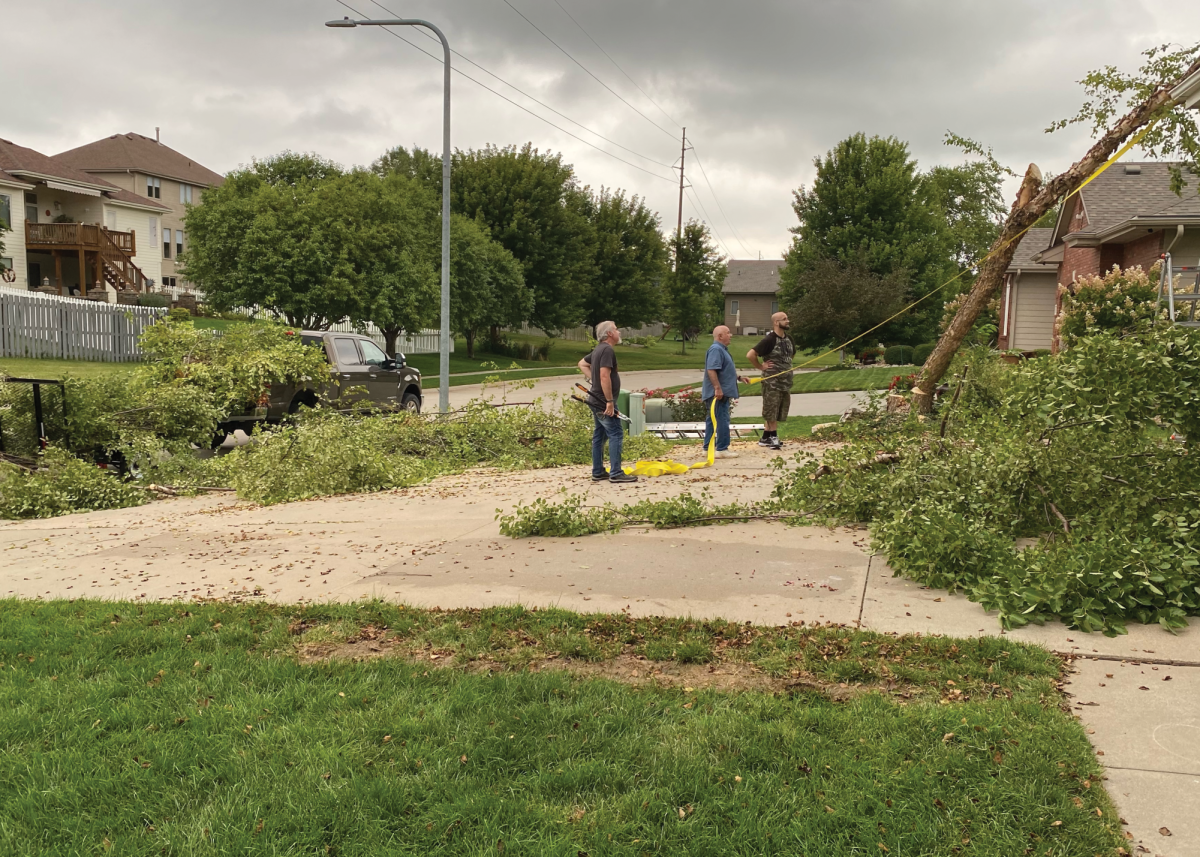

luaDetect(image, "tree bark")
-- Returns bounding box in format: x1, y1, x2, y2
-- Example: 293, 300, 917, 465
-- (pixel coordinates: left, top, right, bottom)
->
382, 327, 400, 358
912, 63, 1199, 413
465, 328, 476, 359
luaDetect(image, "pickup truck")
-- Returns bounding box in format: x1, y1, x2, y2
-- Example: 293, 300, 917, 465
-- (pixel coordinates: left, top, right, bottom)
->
218, 331, 424, 434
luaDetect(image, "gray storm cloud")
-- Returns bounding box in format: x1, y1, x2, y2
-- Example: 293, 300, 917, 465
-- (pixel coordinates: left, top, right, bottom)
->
7, 0, 1198, 257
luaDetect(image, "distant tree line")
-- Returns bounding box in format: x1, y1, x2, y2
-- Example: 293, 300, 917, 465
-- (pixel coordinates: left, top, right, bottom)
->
181, 143, 725, 357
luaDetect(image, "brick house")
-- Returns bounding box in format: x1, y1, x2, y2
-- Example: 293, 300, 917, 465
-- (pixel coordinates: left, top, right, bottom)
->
998, 162, 1200, 351
723, 260, 783, 335
53, 132, 224, 291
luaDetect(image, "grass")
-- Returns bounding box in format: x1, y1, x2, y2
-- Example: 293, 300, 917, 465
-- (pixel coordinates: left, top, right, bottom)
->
0, 356, 140, 380
732, 414, 842, 440
0, 600, 1123, 856
735, 366, 918, 397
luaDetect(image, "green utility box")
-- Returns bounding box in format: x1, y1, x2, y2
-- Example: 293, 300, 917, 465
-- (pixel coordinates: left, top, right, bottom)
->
616, 390, 631, 430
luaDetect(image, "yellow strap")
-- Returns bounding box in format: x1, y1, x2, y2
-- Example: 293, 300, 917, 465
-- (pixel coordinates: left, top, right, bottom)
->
746, 122, 1157, 387
624, 397, 719, 476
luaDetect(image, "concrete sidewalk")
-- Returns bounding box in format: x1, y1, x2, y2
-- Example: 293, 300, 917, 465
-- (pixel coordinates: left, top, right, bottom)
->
1, 439, 1194, 854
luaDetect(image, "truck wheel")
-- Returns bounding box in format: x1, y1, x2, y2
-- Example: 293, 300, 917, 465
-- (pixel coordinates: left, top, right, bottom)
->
289, 392, 319, 414
401, 391, 422, 413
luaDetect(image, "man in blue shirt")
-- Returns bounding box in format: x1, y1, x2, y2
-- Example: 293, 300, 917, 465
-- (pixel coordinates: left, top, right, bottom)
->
702, 325, 749, 458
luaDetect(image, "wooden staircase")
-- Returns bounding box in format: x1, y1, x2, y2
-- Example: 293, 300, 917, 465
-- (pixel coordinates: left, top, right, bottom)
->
98, 228, 150, 291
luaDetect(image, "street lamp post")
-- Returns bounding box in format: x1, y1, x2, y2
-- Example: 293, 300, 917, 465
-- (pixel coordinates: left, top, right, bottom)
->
326, 16, 452, 413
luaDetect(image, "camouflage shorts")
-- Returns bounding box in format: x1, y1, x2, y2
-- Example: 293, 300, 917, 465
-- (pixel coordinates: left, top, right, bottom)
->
761, 376, 792, 422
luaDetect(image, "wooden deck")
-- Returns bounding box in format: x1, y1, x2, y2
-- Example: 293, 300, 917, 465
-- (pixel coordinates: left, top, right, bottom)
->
25, 222, 135, 254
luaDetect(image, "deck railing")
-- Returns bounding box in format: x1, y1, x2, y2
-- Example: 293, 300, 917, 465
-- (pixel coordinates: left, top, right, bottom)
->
25, 222, 135, 254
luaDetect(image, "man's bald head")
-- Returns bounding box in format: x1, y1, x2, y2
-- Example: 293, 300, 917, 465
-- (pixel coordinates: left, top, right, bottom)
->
713, 325, 732, 346
771, 311, 791, 334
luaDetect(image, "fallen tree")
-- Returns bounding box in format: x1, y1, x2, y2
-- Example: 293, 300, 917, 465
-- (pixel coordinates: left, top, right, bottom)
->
913, 43, 1200, 412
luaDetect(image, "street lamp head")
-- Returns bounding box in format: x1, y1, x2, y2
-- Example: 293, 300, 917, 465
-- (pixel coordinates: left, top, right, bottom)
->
325, 17, 358, 27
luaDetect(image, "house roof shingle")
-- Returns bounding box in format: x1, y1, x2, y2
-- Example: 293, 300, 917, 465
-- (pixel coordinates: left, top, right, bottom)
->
54, 133, 224, 188
1071, 162, 1200, 235
0, 138, 169, 212
723, 260, 784, 294
1006, 228, 1056, 270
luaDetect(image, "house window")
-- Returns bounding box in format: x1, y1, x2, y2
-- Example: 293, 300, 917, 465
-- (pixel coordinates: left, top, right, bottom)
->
163, 228, 172, 259
176, 230, 184, 258
25, 192, 38, 224
162, 276, 177, 288
0, 194, 10, 230
146, 177, 161, 199
179, 184, 193, 204
730, 300, 739, 314
1, 257, 12, 273
771, 300, 779, 314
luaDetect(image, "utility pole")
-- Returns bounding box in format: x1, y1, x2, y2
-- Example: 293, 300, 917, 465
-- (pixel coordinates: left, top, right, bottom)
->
676, 127, 687, 253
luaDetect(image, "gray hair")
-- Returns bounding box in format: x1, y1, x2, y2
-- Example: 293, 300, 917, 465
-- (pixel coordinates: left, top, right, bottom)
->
596, 320, 617, 341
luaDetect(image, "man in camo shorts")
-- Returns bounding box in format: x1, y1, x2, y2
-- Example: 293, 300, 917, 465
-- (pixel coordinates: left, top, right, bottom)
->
746, 311, 794, 450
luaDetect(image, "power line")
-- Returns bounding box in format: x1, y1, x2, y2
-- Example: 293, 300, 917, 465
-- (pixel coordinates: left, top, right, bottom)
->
500, 0, 678, 141
685, 185, 732, 259
689, 144, 753, 258
550, 0, 680, 130
334, 0, 677, 184
365, 0, 674, 170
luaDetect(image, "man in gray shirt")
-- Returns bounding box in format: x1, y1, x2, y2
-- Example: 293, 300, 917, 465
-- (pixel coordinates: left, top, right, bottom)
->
578, 320, 637, 484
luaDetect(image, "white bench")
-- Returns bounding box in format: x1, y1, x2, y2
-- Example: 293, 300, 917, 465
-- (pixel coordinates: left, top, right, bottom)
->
645, 422, 766, 439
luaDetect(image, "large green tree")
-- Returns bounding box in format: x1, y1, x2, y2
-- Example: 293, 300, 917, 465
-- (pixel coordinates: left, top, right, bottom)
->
577, 188, 668, 334
447, 214, 532, 358
371, 145, 443, 189
784, 258, 907, 353
448, 144, 594, 335
779, 133, 952, 344
181, 154, 437, 333
663, 220, 726, 353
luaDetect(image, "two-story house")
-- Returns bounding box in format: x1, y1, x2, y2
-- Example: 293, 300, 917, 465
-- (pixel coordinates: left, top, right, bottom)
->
723, 260, 784, 335
1, 138, 169, 296
54, 132, 224, 290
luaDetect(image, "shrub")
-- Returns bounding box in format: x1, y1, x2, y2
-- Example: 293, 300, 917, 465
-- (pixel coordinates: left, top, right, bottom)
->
137, 293, 170, 308
887, 373, 918, 393
883, 345, 914, 365
1058, 262, 1165, 348
167, 306, 192, 322
913, 342, 937, 365
857, 347, 884, 364
483, 337, 552, 362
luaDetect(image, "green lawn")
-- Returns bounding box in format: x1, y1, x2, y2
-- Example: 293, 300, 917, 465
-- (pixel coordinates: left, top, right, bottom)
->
732, 414, 842, 440
735, 366, 917, 397
0, 600, 1123, 856
0, 356, 141, 380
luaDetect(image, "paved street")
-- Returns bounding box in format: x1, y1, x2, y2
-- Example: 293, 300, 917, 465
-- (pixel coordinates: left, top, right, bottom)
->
447, 368, 864, 419
2, 439, 1195, 855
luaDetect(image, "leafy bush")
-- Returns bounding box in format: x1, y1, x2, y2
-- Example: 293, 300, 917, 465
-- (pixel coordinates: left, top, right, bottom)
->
1058, 262, 1165, 348
483, 337, 552, 362
137, 293, 170, 308
883, 345, 914, 365
913, 342, 937, 365
622, 335, 658, 347
0, 449, 147, 519
167, 306, 192, 321
857, 347, 884, 364
770, 328, 1200, 635
887, 373, 918, 393
647, 388, 737, 422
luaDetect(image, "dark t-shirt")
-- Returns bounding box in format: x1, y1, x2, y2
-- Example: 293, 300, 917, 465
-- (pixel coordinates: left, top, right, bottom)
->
753, 331, 795, 377
586, 341, 620, 407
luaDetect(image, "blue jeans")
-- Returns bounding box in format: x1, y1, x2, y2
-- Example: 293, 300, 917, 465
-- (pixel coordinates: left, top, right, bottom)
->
702, 397, 731, 452
592, 411, 624, 477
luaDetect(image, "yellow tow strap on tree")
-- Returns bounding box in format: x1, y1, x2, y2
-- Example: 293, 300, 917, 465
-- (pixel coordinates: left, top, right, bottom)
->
622, 397, 718, 477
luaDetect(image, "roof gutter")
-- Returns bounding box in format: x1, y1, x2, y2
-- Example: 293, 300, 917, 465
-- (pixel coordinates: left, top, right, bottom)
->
1170, 67, 1200, 110
7, 169, 114, 193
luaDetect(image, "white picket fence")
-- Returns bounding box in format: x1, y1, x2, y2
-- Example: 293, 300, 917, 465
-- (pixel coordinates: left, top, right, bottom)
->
518, 322, 665, 341
323, 319, 450, 355
0, 288, 165, 361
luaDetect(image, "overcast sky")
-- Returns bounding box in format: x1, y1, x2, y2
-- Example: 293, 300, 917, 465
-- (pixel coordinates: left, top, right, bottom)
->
7, 0, 1200, 258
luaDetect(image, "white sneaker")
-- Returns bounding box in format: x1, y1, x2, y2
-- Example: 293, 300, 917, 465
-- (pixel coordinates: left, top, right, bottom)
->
713, 450, 739, 459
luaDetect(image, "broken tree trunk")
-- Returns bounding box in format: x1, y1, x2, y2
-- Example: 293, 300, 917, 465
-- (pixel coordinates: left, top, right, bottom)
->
912, 58, 1200, 413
